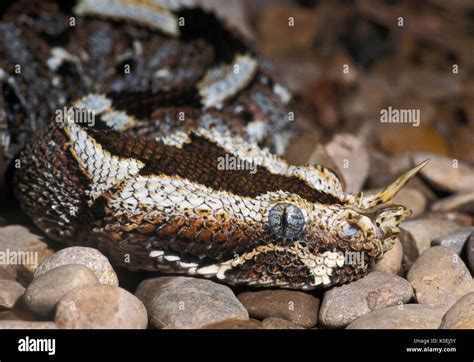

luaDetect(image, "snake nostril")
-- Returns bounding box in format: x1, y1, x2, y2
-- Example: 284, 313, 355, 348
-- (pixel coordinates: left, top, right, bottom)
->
268, 203, 305, 239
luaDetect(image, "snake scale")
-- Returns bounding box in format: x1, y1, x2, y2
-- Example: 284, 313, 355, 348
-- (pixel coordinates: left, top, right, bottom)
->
3, 0, 428, 289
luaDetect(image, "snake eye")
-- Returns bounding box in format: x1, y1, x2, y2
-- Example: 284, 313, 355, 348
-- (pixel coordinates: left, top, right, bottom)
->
268, 203, 305, 239
339, 222, 361, 240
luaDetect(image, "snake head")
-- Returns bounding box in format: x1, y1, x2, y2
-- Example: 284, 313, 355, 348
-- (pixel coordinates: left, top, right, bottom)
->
217, 159, 429, 289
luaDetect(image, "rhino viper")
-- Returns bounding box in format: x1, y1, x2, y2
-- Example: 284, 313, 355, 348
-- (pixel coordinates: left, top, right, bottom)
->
5, 0, 428, 289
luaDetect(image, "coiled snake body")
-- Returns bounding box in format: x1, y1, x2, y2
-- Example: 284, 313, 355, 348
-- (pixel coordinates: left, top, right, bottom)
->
5, 0, 427, 289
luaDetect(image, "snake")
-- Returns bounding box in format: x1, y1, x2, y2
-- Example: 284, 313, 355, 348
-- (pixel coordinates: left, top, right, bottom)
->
4, 0, 428, 290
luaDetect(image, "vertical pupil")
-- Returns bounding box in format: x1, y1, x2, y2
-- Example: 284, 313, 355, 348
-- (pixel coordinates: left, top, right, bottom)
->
280, 207, 288, 234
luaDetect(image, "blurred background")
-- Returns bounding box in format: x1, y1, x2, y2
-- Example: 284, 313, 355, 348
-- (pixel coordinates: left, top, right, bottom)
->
194, 0, 474, 203
199, 0, 473, 163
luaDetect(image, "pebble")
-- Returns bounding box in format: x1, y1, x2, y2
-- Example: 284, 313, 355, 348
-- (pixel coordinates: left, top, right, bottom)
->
319, 271, 413, 328
377, 126, 448, 157
439, 293, 474, 329
397, 228, 418, 267
307, 144, 342, 180
285, 138, 345, 192
431, 227, 474, 255
413, 152, 474, 192
0, 279, 25, 309
400, 70, 462, 101
449, 127, 474, 165
432, 192, 474, 214
34, 247, 118, 286
391, 188, 427, 218
201, 319, 262, 329
0, 225, 54, 283
325, 132, 369, 194
342, 75, 395, 121
237, 290, 319, 328
258, 5, 318, 57
0, 320, 58, 329
55, 284, 147, 329
0, 307, 37, 321
0, 267, 18, 282
24, 264, 99, 317
367, 151, 438, 202
199, 0, 254, 40
261, 317, 305, 329
367, 153, 439, 201
404, 176, 438, 202
467, 233, 474, 273
407, 246, 474, 313
400, 218, 460, 257
368, 152, 412, 188
422, 211, 473, 227
374, 238, 403, 275
0, 268, 16, 281
136, 276, 248, 329
346, 304, 445, 329
284, 134, 322, 165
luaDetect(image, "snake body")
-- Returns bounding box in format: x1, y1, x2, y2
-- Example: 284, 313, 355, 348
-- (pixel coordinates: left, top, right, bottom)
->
5, 0, 427, 289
